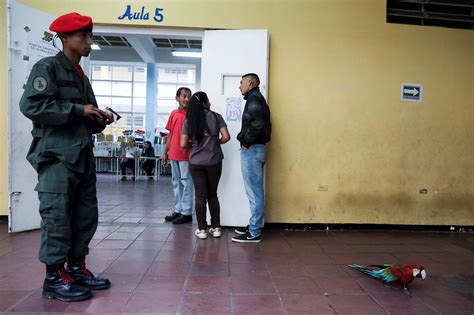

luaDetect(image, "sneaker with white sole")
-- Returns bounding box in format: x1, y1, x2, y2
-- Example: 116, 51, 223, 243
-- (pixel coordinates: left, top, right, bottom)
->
234, 225, 249, 235
208, 227, 222, 238
231, 231, 261, 243
195, 229, 208, 239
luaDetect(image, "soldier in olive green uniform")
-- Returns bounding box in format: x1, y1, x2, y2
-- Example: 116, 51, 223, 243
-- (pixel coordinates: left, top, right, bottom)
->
20, 12, 111, 302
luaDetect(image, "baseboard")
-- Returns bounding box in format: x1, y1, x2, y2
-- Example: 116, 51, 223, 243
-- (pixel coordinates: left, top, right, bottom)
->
263, 223, 474, 232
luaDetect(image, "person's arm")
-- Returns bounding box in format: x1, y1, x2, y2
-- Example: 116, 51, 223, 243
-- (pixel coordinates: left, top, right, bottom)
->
20, 60, 105, 125
240, 100, 264, 148
180, 134, 189, 149
161, 134, 171, 166
219, 127, 230, 144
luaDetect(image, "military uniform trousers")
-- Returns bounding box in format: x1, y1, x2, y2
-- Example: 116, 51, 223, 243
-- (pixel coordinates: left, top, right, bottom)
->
36, 159, 98, 266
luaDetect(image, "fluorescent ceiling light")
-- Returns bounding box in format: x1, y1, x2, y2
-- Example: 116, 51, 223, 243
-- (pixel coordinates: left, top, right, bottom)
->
91, 44, 101, 50
172, 51, 202, 58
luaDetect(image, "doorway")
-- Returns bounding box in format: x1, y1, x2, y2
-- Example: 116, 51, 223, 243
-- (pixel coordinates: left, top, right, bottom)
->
8, 4, 269, 232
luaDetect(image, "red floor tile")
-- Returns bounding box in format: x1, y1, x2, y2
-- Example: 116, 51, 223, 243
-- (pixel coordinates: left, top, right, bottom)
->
267, 263, 309, 277
155, 249, 194, 262
99, 273, 143, 292
106, 231, 141, 240
305, 264, 352, 279
0, 290, 34, 312
229, 262, 270, 276
64, 291, 131, 313
328, 294, 386, 315
230, 275, 276, 294
93, 239, 134, 250
145, 260, 190, 276
185, 276, 230, 293
7, 290, 71, 313
122, 290, 180, 313
280, 294, 335, 315
103, 260, 152, 275
179, 293, 231, 314
189, 262, 229, 277
116, 249, 159, 262
371, 292, 439, 315
231, 294, 285, 315
273, 276, 321, 294
135, 275, 186, 292
316, 277, 365, 295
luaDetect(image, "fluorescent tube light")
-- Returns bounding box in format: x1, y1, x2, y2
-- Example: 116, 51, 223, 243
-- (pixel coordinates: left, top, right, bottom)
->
91, 44, 101, 50
172, 51, 202, 58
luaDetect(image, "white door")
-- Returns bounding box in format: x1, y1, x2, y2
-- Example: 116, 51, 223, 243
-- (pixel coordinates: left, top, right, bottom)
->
8, 0, 59, 232
201, 29, 269, 227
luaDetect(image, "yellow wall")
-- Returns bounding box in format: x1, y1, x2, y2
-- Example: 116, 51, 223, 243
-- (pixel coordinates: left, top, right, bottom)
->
0, 0, 8, 215
3, 0, 473, 224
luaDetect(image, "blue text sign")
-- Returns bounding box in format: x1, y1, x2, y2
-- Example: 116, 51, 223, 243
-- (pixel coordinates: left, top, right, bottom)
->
118, 5, 164, 23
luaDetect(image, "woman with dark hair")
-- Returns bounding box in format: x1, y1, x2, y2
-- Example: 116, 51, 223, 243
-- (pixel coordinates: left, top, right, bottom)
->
142, 141, 156, 180
181, 91, 230, 239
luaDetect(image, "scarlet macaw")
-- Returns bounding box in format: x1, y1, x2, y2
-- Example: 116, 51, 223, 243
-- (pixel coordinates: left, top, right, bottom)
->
348, 263, 426, 292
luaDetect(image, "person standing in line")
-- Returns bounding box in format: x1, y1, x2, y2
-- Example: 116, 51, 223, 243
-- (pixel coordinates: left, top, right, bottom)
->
181, 92, 230, 239
19, 12, 111, 302
232, 73, 272, 243
162, 88, 195, 224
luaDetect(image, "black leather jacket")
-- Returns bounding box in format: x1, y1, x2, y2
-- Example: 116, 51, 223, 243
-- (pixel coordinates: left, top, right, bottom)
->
237, 87, 272, 148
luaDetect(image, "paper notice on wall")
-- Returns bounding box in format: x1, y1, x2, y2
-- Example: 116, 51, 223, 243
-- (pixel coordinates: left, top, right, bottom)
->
226, 97, 243, 121
24, 30, 58, 83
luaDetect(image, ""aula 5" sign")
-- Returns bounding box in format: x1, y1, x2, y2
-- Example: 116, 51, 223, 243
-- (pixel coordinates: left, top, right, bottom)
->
118, 5, 164, 23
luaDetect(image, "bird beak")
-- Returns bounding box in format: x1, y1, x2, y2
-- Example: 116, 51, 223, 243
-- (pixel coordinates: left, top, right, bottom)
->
420, 269, 427, 279
413, 268, 427, 279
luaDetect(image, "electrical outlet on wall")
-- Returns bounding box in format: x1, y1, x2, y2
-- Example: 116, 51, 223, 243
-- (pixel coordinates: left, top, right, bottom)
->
318, 184, 328, 192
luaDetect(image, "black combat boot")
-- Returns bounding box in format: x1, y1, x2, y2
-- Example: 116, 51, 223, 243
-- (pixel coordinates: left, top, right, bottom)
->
67, 257, 111, 290
43, 264, 92, 302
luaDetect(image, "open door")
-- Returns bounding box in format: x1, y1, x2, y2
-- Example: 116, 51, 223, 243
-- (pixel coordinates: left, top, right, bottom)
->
8, 0, 58, 232
201, 29, 269, 227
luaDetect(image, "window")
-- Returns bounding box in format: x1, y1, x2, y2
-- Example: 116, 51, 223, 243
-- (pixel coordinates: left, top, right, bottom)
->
91, 64, 147, 137
387, 0, 474, 30
156, 66, 196, 131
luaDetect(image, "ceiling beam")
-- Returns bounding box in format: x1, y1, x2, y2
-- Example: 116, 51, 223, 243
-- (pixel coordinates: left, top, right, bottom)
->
123, 35, 156, 63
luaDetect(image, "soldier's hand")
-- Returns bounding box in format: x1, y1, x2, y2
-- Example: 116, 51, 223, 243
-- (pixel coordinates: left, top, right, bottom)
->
83, 105, 111, 125
83, 104, 105, 120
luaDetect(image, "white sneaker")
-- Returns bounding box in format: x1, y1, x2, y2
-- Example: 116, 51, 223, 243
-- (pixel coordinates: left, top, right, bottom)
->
195, 229, 208, 239
208, 227, 222, 238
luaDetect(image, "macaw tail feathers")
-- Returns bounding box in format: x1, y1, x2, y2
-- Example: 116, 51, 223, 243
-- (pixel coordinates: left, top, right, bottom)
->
348, 264, 375, 276
348, 264, 397, 283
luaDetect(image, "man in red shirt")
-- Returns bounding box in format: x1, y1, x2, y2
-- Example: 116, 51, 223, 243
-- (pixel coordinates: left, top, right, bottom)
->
162, 87, 194, 224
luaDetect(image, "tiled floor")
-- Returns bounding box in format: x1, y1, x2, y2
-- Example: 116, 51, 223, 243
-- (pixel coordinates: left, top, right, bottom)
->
0, 174, 473, 314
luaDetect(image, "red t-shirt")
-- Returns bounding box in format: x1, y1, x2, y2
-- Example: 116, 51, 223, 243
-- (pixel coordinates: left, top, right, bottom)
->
165, 109, 190, 161
74, 65, 84, 81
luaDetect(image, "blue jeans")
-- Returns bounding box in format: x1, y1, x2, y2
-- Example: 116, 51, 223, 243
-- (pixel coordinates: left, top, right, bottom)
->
241, 144, 267, 237
170, 160, 194, 216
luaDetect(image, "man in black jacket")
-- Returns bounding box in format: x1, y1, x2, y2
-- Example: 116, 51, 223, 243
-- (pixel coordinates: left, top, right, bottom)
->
232, 73, 271, 243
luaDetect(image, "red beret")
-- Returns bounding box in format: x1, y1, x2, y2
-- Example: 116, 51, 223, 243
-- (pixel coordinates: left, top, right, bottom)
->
49, 12, 93, 33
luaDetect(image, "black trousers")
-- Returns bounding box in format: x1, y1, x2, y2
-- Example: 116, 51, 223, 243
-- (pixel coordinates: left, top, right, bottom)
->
142, 159, 155, 176
120, 159, 135, 176
189, 162, 222, 230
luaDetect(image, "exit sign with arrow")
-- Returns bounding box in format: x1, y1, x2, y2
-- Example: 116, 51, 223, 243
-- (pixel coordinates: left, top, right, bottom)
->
401, 83, 422, 102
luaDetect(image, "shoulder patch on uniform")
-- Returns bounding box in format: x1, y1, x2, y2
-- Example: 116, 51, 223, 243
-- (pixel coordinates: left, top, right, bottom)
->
33, 76, 48, 92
